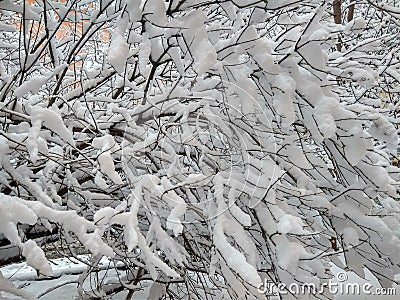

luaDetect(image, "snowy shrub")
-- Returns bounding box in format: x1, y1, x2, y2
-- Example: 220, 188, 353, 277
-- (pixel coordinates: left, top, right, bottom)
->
0, 0, 399, 299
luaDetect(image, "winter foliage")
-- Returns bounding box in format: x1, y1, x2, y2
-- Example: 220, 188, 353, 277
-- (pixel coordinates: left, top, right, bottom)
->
0, 0, 399, 299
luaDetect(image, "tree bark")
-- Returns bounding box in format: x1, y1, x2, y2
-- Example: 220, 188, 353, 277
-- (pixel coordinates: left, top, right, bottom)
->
333, 0, 342, 51
348, 3, 355, 22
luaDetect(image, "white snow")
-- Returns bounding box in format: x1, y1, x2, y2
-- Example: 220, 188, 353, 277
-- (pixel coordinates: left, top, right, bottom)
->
14, 76, 48, 98
30, 107, 75, 147
108, 31, 129, 74
181, 11, 217, 75
276, 214, 305, 234
213, 216, 262, 287
344, 17, 367, 35
22, 240, 53, 277
92, 135, 123, 185
272, 74, 296, 127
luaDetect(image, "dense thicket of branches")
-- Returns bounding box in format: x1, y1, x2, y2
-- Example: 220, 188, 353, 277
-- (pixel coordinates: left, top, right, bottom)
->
0, 0, 399, 299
